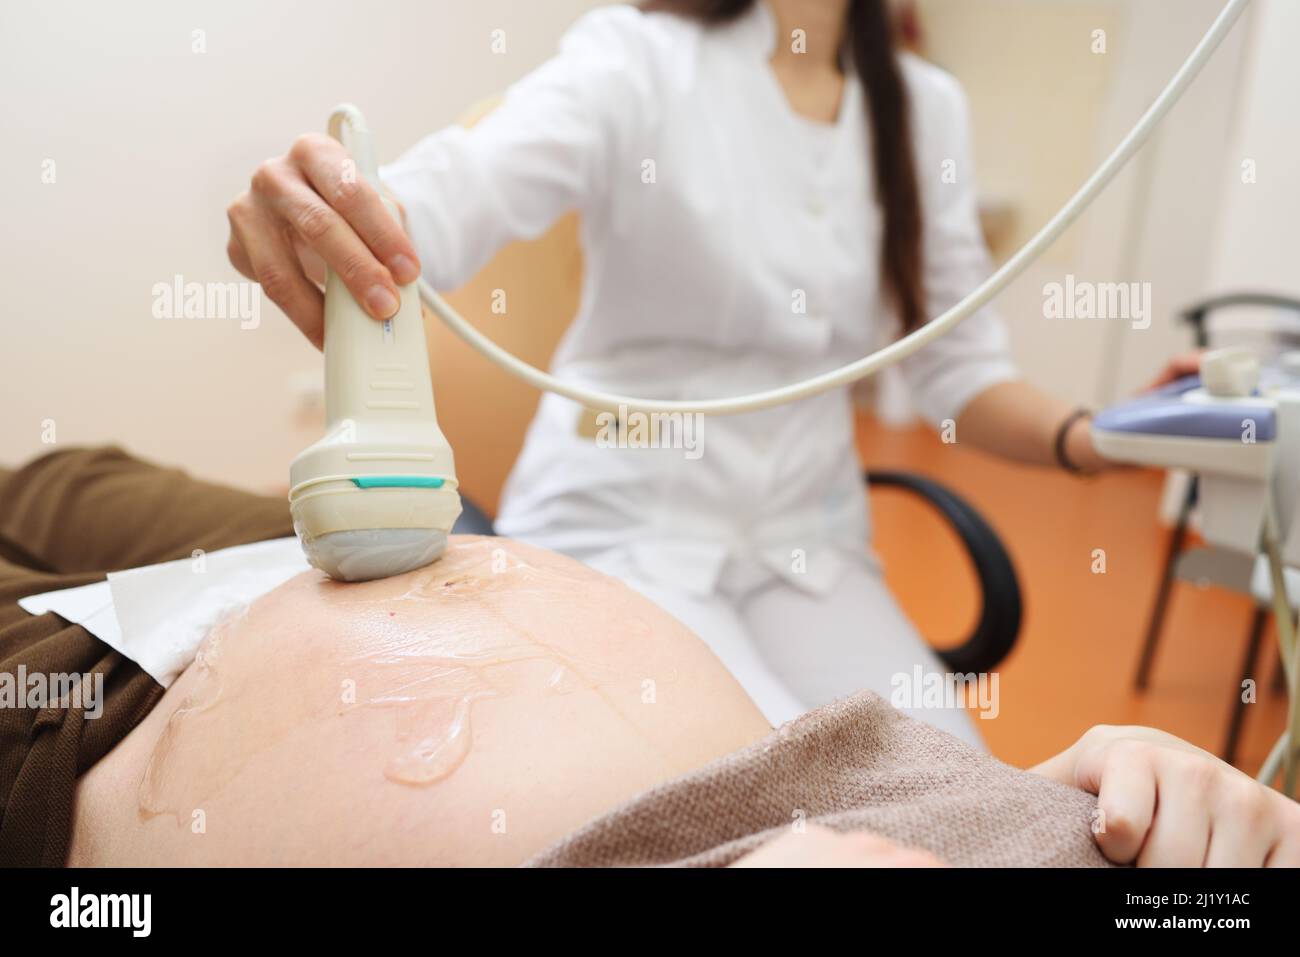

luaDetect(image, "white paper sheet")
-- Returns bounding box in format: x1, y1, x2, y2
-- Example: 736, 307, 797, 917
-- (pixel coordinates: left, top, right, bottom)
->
18, 537, 310, 687
17, 579, 122, 646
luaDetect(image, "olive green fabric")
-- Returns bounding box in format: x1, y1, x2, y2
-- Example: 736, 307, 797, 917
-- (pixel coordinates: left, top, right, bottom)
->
0, 447, 291, 866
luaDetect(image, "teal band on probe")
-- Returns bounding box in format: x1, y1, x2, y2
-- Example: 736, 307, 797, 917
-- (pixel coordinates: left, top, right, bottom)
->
350, 476, 446, 489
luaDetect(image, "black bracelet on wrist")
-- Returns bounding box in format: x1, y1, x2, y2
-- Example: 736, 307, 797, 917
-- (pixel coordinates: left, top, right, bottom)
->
1054, 407, 1094, 475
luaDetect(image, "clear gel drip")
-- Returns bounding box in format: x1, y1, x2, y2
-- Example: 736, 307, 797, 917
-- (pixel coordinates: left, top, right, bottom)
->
137, 537, 666, 821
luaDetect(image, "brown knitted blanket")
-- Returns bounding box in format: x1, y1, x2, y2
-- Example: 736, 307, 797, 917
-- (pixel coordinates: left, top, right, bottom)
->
526, 692, 1114, 867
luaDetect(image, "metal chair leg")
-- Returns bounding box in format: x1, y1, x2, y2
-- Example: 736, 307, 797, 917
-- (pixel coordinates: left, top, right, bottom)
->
1135, 482, 1197, 690
1223, 607, 1268, 766
1274, 654, 1289, 693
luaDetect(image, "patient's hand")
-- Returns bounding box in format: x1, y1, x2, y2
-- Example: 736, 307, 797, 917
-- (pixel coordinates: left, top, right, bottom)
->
732, 826, 946, 868
1032, 725, 1300, 867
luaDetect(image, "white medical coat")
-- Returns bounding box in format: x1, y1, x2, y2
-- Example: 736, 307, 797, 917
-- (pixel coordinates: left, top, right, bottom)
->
382, 2, 1021, 600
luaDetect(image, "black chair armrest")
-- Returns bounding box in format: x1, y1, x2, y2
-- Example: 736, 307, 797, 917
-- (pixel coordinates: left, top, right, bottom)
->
865, 469, 1022, 674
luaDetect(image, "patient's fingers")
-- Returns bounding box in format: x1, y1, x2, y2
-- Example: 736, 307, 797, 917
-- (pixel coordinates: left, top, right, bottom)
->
291, 134, 421, 286
1204, 780, 1274, 867
1259, 784, 1300, 866
228, 201, 325, 347
1265, 834, 1300, 867
1077, 740, 1155, 864
1069, 724, 1300, 868
1135, 765, 1210, 867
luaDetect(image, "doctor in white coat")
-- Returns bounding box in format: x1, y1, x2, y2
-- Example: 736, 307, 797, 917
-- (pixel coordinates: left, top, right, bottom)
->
227, 0, 1188, 744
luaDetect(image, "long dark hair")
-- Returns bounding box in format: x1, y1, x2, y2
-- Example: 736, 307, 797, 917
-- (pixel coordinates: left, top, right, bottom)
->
642, 0, 925, 333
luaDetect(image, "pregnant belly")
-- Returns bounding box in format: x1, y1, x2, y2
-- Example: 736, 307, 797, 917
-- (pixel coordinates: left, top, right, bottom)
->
68, 537, 769, 866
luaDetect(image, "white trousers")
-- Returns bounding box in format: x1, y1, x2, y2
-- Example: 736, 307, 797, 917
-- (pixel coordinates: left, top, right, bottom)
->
585, 547, 985, 749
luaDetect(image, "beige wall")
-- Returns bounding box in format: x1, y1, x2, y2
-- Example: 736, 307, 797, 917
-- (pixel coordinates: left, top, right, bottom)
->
1, 0, 1281, 493
919, 0, 1123, 265
1083, 0, 1256, 402
918, 0, 1254, 407
0, 0, 602, 491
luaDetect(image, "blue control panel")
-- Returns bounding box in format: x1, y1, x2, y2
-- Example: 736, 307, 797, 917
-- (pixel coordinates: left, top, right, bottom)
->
1093, 375, 1277, 441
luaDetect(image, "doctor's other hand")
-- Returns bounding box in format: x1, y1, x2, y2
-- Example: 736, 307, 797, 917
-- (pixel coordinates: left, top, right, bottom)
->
226, 133, 421, 349
1066, 351, 1204, 472
1144, 350, 1204, 391
731, 825, 947, 868
1032, 724, 1300, 867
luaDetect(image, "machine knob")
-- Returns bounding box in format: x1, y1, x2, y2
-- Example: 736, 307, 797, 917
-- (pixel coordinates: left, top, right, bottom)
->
1200, 346, 1260, 398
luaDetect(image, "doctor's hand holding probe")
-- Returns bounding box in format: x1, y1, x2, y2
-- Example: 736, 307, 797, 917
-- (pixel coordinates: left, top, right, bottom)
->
227, 0, 1203, 745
